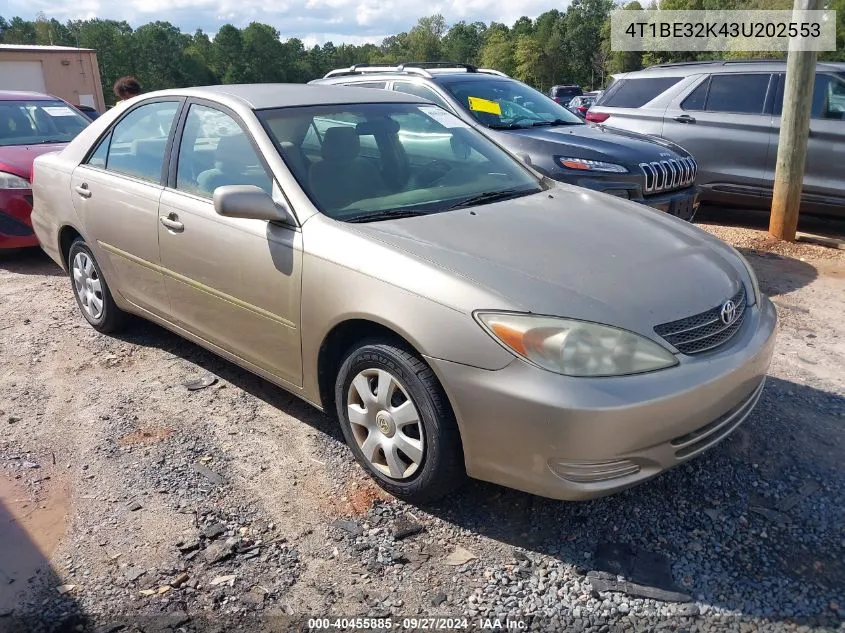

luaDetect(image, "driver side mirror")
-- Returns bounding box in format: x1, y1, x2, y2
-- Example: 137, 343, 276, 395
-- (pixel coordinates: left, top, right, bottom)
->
213, 185, 296, 226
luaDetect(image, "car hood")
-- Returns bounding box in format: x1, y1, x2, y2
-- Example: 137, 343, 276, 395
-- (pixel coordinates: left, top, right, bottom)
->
346, 184, 748, 341
490, 123, 690, 164
0, 143, 67, 180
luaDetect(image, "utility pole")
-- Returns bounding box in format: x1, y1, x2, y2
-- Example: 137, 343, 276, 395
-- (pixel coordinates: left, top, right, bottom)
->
768, 0, 823, 241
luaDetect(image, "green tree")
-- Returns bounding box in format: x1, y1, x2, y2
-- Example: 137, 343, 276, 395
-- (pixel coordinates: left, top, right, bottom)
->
480, 29, 515, 75
241, 22, 286, 82
132, 21, 192, 91
442, 21, 485, 64
2, 16, 36, 43
211, 24, 246, 83
406, 15, 446, 61
514, 35, 543, 85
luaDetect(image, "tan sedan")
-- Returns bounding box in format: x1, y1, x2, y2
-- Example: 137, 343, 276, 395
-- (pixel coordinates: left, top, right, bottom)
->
31, 85, 776, 502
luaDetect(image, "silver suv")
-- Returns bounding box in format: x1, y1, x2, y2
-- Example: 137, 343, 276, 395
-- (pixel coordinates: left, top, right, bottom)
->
588, 60, 845, 217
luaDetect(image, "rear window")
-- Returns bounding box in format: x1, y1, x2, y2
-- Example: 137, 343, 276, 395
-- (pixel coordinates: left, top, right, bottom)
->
597, 77, 683, 108
552, 86, 582, 98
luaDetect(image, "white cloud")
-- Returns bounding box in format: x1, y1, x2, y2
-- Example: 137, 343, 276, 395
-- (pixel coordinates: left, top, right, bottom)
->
9, 0, 570, 44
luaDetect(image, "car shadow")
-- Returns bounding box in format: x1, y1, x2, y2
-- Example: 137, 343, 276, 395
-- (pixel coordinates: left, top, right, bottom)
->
111, 316, 845, 627
420, 375, 845, 628
0, 247, 64, 277
696, 204, 845, 239
0, 496, 84, 631
738, 247, 819, 297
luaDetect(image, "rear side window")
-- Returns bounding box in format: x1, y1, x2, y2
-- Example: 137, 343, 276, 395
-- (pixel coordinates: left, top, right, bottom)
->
598, 77, 683, 108
95, 101, 179, 182
705, 74, 770, 114
343, 81, 387, 89
392, 82, 452, 110
681, 77, 709, 111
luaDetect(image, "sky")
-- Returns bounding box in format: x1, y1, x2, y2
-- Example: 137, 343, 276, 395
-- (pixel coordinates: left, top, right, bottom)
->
5, 0, 568, 47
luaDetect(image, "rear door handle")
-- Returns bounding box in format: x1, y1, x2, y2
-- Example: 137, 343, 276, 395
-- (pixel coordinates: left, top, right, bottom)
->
74, 183, 92, 198
674, 114, 696, 124
159, 214, 184, 232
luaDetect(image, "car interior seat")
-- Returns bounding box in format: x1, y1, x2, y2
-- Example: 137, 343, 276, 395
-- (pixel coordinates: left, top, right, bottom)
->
196, 134, 272, 195
308, 126, 385, 211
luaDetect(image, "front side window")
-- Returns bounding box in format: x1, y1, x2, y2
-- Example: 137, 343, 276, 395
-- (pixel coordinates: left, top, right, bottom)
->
440, 78, 583, 129
258, 102, 543, 221
97, 101, 179, 182
814, 74, 845, 120
705, 73, 770, 114
392, 82, 452, 110
0, 100, 89, 147
176, 104, 272, 198
681, 77, 710, 111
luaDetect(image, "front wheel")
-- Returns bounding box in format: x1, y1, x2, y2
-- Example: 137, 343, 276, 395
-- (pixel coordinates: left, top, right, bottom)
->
68, 238, 127, 333
334, 340, 465, 503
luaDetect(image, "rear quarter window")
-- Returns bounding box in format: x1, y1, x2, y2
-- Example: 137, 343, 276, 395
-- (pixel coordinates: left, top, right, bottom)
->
598, 77, 683, 108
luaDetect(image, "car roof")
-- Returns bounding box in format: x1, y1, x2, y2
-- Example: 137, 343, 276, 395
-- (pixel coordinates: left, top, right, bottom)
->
139, 83, 429, 110
619, 60, 845, 77
0, 90, 58, 101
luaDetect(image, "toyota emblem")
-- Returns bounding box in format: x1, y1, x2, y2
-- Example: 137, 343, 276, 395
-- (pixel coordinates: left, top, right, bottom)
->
720, 299, 737, 325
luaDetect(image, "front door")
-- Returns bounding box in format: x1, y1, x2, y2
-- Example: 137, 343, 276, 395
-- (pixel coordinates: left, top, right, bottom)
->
157, 102, 303, 387
767, 72, 845, 206
69, 99, 182, 317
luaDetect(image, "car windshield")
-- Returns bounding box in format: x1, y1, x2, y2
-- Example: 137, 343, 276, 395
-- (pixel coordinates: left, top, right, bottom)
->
0, 100, 89, 147
257, 102, 545, 221
440, 79, 583, 129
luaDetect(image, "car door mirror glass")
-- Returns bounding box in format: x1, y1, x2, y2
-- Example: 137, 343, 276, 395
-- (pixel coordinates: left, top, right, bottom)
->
213, 185, 295, 226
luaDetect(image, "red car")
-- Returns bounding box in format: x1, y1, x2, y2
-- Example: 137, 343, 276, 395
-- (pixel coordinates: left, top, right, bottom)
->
1, 91, 90, 249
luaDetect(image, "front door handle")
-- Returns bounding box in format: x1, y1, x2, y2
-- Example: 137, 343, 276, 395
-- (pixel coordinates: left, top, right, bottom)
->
159, 213, 184, 232
674, 114, 696, 124
74, 183, 92, 198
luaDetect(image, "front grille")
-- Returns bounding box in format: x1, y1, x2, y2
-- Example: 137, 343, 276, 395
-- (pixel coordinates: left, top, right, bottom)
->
654, 286, 746, 355
640, 157, 697, 194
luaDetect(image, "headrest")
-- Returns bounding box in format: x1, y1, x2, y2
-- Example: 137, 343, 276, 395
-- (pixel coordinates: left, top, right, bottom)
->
321, 126, 360, 163
216, 134, 255, 160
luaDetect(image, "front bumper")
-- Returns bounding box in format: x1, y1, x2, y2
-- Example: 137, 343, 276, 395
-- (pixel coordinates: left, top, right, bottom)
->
551, 170, 700, 218
0, 188, 38, 249
427, 295, 777, 501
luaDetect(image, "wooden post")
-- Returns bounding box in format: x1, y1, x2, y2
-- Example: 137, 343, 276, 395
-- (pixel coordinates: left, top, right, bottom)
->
769, 0, 823, 241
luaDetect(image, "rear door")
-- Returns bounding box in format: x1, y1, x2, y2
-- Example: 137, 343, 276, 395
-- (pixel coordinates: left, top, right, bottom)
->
661, 72, 775, 192
70, 99, 182, 317
768, 72, 845, 206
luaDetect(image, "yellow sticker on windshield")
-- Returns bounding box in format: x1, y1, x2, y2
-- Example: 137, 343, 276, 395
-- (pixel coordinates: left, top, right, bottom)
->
467, 96, 502, 116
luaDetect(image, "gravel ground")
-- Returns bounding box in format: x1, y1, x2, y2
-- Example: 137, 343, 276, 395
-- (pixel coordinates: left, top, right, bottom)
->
1, 217, 844, 633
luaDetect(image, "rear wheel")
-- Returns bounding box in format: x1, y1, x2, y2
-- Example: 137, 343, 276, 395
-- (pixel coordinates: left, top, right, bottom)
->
68, 238, 126, 333
334, 340, 465, 503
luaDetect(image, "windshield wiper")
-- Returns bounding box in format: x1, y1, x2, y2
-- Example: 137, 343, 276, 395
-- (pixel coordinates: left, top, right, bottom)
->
28, 139, 67, 145
345, 209, 432, 223
531, 119, 580, 127
445, 188, 532, 211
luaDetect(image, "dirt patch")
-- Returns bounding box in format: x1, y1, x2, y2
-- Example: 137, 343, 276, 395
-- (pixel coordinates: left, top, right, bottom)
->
699, 223, 845, 263
0, 471, 70, 614
117, 427, 175, 446
331, 477, 391, 517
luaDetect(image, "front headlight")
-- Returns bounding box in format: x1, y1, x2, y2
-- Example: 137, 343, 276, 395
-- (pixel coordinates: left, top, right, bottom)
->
732, 247, 760, 306
557, 157, 628, 173
0, 171, 30, 189
476, 312, 678, 377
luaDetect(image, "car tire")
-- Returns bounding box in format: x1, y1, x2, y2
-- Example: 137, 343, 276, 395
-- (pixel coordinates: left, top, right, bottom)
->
67, 237, 127, 333
334, 340, 465, 504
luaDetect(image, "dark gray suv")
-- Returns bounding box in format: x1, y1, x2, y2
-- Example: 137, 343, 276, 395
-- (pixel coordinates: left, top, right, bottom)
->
310, 63, 700, 220
588, 60, 845, 218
